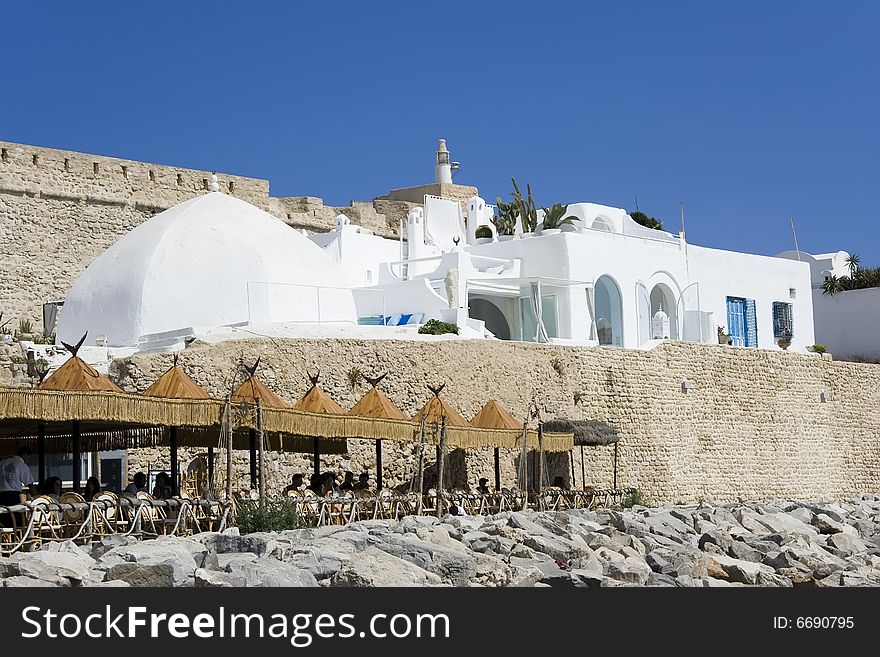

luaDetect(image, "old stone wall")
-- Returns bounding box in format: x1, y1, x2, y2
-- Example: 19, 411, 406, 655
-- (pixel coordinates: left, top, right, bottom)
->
0, 141, 417, 329
112, 339, 880, 504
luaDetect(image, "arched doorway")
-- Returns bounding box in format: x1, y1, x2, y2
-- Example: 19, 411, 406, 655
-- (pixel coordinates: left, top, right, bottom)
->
469, 298, 511, 340
594, 275, 623, 346
649, 283, 678, 340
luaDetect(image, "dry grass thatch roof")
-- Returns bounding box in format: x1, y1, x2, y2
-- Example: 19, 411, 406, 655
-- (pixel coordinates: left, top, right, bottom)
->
231, 376, 289, 409
294, 385, 346, 415
143, 366, 211, 400
38, 356, 122, 393
470, 399, 522, 430
348, 387, 408, 420
542, 419, 620, 446
412, 395, 470, 428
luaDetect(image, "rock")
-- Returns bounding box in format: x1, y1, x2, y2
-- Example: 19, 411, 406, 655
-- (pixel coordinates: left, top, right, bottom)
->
194, 568, 249, 587
571, 569, 604, 587
96, 538, 198, 572
508, 564, 543, 587
605, 557, 651, 585
3, 575, 63, 587
522, 533, 588, 562
329, 548, 441, 587
645, 551, 671, 574
225, 558, 318, 587
647, 572, 679, 587
813, 514, 847, 534
510, 555, 575, 587
826, 533, 869, 557
568, 550, 603, 576
704, 557, 729, 580
12, 549, 95, 584
776, 568, 817, 587
710, 554, 775, 585
788, 506, 814, 525
106, 559, 192, 587
374, 533, 476, 586
471, 553, 511, 587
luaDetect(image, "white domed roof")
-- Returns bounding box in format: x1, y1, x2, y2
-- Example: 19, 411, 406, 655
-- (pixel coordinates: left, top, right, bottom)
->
58, 192, 356, 347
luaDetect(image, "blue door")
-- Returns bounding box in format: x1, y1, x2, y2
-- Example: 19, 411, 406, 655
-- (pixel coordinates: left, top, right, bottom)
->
726, 297, 746, 346
726, 296, 757, 347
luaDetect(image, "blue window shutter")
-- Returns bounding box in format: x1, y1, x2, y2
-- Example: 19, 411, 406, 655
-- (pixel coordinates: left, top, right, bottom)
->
745, 299, 757, 347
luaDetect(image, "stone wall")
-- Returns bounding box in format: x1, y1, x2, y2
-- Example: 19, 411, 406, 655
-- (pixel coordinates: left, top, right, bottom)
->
112, 339, 880, 504
0, 141, 422, 329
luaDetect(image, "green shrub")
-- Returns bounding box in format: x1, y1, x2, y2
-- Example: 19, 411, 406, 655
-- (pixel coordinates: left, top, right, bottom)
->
18, 318, 33, 335
235, 499, 302, 533
621, 489, 649, 508
808, 344, 827, 354
418, 319, 459, 335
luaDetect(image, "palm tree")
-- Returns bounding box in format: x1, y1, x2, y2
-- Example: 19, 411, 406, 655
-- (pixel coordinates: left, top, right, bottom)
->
845, 253, 860, 277
822, 275, 843, 296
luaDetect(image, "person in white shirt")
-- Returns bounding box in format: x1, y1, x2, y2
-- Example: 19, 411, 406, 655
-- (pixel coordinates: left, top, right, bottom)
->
0, 446, 37, 527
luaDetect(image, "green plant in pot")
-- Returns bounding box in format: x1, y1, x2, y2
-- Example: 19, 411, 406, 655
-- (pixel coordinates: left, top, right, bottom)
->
474, 224, 494, 243
540, 203, 575, 233
778, 337, 792, 350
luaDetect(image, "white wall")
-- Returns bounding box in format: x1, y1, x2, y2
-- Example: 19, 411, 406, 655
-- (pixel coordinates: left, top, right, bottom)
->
812, 287, 880, 359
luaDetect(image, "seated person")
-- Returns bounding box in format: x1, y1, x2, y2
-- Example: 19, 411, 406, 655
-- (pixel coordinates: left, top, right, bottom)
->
83, 476, 101, 501
40, 476, 63, 499
124, 472, 148, 495
476, 477, 491, 495
353, 472, 370, 491
551, 475, 569, 490
339, 471, 355, 492
152, 472, 173, 499
283, 473, 304, 495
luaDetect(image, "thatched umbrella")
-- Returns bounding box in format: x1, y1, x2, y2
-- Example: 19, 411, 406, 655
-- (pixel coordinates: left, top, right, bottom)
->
470, 399, 522, 491
294, 370, 345, 476
542, 418, 621, 489
232, 360, 291, 490
348, 373, 406, 491
142, 355, 211, 495
37, 333, 121, 492
412, 384, 468, 498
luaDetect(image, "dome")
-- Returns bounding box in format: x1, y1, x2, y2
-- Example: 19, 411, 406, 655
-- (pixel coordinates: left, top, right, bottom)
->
57, 192, 356, 347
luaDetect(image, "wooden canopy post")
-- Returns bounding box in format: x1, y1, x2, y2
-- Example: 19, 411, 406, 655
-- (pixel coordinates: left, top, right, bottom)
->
256, 399, 265, 504
313, 437, 321, 476
436, 416, 447, 518
519, 421, 528, 509
37, 423, 46, 485
536, 422, 544, 508
71, 420, 81, 493
224, 397, 233, 500
415, 416, 426, 513
569, 449, 575, 491
207, 447, 214, 494
580, 445, 586, 490
169, 426, 179, 496
375, 439, 383, 492
493, 447, 500, 492
613, 442, 618, 490
248, 428, 257, 490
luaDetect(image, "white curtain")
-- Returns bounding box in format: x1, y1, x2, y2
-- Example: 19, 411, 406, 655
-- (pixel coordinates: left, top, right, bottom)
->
585, 285, 597, 341
529, 281, 549, 343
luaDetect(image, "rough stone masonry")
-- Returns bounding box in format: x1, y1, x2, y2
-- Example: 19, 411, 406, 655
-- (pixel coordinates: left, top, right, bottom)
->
113, 338, 880, 505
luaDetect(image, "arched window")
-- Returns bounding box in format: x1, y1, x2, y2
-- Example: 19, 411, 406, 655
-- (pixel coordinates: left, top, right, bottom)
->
594, 276, 623, 346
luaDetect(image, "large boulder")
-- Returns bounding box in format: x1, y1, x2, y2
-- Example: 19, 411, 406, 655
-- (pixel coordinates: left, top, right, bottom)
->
224, 558, 318, 587
373, 533, 476, 586
329, 548, 441, 587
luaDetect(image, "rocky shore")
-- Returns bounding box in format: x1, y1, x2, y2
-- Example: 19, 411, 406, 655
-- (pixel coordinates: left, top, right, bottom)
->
2, 496, 879, 587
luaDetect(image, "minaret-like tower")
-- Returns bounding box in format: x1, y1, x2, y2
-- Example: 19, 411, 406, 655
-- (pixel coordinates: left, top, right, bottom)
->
435, 138, 452, 184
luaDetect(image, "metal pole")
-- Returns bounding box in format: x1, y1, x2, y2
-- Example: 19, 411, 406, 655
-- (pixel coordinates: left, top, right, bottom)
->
207, 447, 214, 494
436, 417, 447, 517
493, 447, 500, 491
313, 437, 320, 476
72, 420, 81, 493
225, 397, 232, 500
37, 424, 46, 484
537, 423, 544, 505
580, 445, 585, 490
375, 439, 383, 492
257, 399, 265, 504
170, 426, 179, 496
613, 442, 618, 489
248, 429, 257, 490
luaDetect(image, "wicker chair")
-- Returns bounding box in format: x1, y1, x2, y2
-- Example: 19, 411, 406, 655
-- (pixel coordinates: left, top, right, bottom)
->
29, 495, 64, 547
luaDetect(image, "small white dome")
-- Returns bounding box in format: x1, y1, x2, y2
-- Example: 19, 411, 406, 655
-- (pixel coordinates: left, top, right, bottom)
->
58, 193, 356, 347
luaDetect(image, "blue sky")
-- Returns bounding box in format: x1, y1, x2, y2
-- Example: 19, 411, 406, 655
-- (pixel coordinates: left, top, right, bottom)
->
2, 1, 877, 258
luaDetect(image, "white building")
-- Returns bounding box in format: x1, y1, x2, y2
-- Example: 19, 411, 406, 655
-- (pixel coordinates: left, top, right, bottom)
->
57, 143, 816, 354
777, 250, 879, 359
